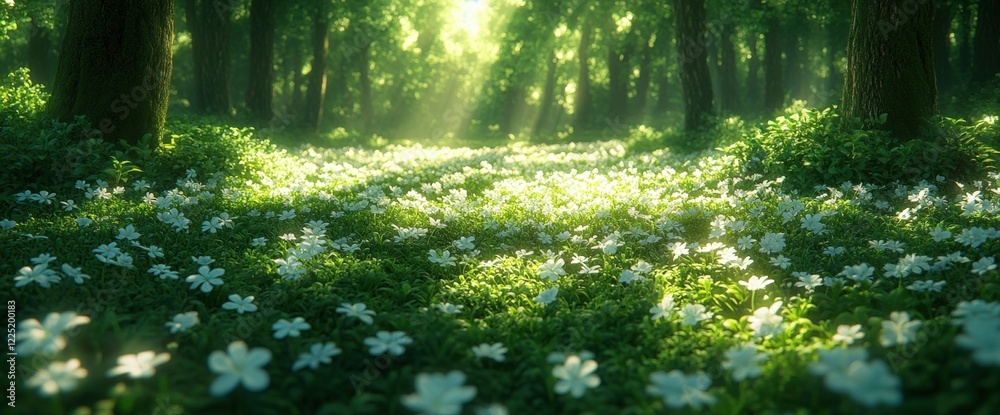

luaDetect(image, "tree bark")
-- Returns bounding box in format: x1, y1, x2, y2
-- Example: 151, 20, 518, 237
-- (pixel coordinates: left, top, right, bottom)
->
574, 21, 593, 129
972, 0, 1000, 83
358, 44, 374, 134
841, 0, 937, 138
533, 51, 559, 135
931, 2, 952, 93
304, 8, 329, 131
634, 43, 653, 122
719, 23, 740, 114
47, 0, 174, 147
763, 18, 783, 113
185, 0, 232, 116
27, 19, 51, 86
247, 0, 275, 121
675, 0, 715, 132
607, 34, 630, 122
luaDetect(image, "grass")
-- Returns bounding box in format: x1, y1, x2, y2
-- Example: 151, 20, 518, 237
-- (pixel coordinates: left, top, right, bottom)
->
3, 120, 999, 415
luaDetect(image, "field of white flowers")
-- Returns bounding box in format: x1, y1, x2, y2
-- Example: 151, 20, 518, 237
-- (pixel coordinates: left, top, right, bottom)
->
4, 135, 999, 414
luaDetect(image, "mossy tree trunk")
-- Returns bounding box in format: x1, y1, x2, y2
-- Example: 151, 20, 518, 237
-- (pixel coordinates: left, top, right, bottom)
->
246, 0, 275, 121
533, 51, 558, 136
675, 0, 715, 132
574, 21, 593, 130
841, 0, 937, 138
185, 0, 232, 116
972, 0, 999, 83
46, 0, 174, 147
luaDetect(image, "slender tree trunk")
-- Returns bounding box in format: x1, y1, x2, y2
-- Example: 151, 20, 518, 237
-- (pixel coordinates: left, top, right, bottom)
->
607, 36, 629, 122
675, 0, 715, 131
47, 0, 174, 147
289, 46, 304, 111
27, 19, 51, 86
784, 31, 806, 101
358, 44, 374, 134
719, 23, 740, 114
185, 0, 231, 116
825, 22, 846, 100
533, 51, 558, 136
247, 0, 275, 121
972, 0, 1000, 83
304, 8, 329, 131
957, 0, 973, 77
842, 0, 936, 138
634, 44, 652, 122
745, 34, 760, 110
763, 18, 783, 113
574, 21, 593, 129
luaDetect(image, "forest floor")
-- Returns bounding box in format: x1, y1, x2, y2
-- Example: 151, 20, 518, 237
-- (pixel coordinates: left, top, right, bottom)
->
4, 118, 1000, 415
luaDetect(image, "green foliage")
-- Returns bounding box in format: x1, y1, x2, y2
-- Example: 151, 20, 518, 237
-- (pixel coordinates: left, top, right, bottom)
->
152, 118, 282, 180
728, 107, 999, 190
0, 69, 116, 198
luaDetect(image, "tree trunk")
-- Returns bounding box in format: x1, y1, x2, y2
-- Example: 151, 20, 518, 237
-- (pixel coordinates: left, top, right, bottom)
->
931, 3, 952, 93
957, 0, 973, 76
358, 44, 374, 134
825, 22, 846, 100
972, 0, 1000, 83
842, 0, 936, 138
246, 0, 275, 121
607, 39, 629, 122
784, 31, 806, 101
745, 0, 762, 111
719, 23, 740, 114
185, 0, 231, 116
304, 8, 329, 131
290, 46, 304, 111
533, 51, 558, 136
675, 0, 715, 132
634, 44, 652, 122
47, 0, 174, 147
574, 21, 593, 129
27, 19, 51, 86
763, 18, 783, 113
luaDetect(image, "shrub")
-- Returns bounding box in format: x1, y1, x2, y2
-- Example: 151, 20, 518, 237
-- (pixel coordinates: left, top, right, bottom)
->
727, 107, 998, 190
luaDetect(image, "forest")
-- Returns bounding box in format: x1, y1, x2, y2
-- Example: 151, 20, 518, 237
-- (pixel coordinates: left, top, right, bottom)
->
1, 0, 999, 414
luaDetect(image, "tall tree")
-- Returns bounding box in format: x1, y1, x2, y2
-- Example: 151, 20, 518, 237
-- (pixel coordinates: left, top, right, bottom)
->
762, 16, 783, 112
842, 0, 936, 138
304, 4, 329, 131
972, 0, 1000, 83
246, 0, 275, 121
718, 22, 740, 114
931, 2, 953, 92
185, 0, 232, 115
573, 20, 594, 129
47, 0, 174, 146
675, 0, 715, 131
27, 18, 51, 86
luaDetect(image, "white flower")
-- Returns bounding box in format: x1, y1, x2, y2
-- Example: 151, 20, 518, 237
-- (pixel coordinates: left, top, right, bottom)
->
739, 275, 774, 291
833, 324, 865, 345
824, 360, 902, 407
880, 311, 921, 347
186, 265, 225, 293
191, 256, 215, 266
748, 302, 784, 338
165, 311, 199, 333
552, 355, 600, 398
929, 227, 952, 242
107, 351, 171, 378
14, 263, 60, 288
116, 224, 141, 241
207, 341, 272, 396
618, 269, 648, 284
222, 294, 258, 314
75, 217, 93, 228
646, 370, 717, 409
434, 303, 464, 314
759, 233, 785, 254
292, 342, 342, 371
971, 257, 997, 275
838, 263, 875, 283
428, 249, 458, 267
364, 331, 413, 356
679, 303, 713, 326
148, 264, 179, 280
794, 272, 823, 291
30, 253, 56, 265
60, 264, 91, 284
251, 237, 267, 247
800, 213, 826, 233
955, 318, 1000, 366
401, 371, 478, 415
202, 217, 224, 233
272, 317, 310, 339
471, 343, 508, 362
336, 303, 376, 324
0, 219, 15, 230
16, 312, 90, 355
27, 359, 87, 396
649, 293, 676, 320
722, 343, 768, 381
538, 258, 567, 281
534, 286, 559, 305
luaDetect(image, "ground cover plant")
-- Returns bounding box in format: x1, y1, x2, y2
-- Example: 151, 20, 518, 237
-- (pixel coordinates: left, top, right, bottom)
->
4, 106, 1000, 414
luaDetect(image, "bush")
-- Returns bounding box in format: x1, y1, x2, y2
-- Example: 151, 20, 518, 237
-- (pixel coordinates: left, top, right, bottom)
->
727, 107, 999, 190
0, 69, 117, 198
152, 118, 282, 180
